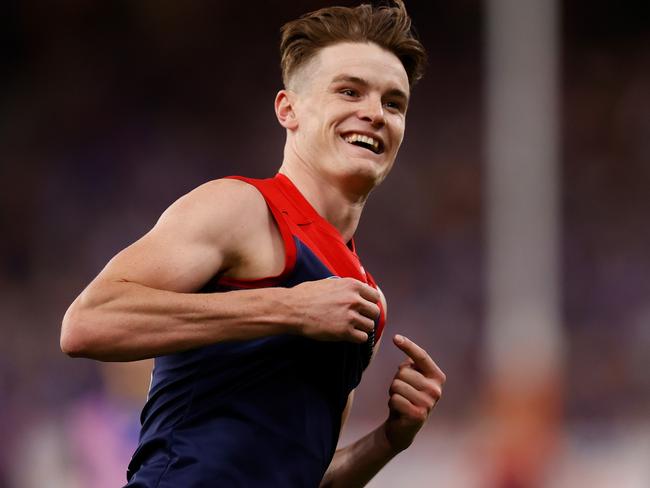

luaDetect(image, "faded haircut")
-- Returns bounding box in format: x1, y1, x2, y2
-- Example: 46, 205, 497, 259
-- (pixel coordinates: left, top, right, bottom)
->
280, 1, 426, 89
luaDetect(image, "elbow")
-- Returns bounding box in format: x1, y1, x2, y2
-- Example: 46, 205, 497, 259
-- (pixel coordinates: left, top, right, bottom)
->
60, 332, 84, 358
60, 303, 93, 358
61, 281, 128, 360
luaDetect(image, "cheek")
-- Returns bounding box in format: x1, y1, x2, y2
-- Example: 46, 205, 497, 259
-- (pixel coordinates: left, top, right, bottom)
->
391, 123, 405, 151
393, 130, 404, 152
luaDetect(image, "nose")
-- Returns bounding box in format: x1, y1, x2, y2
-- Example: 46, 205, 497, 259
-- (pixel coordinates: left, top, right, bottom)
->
358, 95, 385, 128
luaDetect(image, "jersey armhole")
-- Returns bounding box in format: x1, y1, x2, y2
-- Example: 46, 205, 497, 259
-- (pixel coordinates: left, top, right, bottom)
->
217, 176, 297, 289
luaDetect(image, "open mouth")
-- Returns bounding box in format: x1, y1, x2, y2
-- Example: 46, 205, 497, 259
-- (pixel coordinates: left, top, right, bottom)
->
341, 133, 384, 155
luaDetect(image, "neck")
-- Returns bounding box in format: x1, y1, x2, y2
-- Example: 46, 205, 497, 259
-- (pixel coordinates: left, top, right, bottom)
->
278, 162, 369, 243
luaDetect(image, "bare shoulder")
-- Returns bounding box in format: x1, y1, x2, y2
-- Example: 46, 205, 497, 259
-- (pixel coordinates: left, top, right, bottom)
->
95, 177, 272, 292
170, 178, 278, 276
196, 179, 286, 280
153, 178, 268, 251
196, 178, 265, 206
161, 178, 267, 233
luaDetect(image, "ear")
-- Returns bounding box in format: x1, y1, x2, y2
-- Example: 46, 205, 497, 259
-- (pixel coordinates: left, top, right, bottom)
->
275, 90, 299, 130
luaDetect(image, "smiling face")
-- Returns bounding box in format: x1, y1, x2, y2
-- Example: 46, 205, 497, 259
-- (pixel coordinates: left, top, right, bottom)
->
277, 42, 410, 194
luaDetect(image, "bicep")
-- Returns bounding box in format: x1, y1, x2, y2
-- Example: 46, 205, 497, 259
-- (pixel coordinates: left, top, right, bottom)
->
94, 179, 261, 293
100, 229, 221, 294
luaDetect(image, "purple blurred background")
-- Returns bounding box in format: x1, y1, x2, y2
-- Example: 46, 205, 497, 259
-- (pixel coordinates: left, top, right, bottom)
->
1, 1, 648, 486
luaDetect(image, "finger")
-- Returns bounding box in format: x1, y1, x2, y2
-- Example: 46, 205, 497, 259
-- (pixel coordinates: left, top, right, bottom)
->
396, 366, 439, 393
356, 281, 380, 303
396, 369, 443, 405
390, 378, 436, 411
398, 357, 415, 369
351, 313, 375, 333
393, 335, 445, 382
388, 393, 428, 423
349, 328, 368, 344
355, 299, 380, 321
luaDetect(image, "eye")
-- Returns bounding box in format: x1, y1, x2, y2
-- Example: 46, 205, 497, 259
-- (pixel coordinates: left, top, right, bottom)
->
340, 89, 358, 98
384, 100, 404, 112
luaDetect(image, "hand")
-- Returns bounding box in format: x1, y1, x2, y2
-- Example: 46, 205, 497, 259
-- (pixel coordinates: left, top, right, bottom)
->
287, 277, 380, 343
383, 334, 446, 453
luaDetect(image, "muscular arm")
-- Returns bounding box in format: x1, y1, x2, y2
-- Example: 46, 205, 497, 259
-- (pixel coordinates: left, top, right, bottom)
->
61, 179, 380, 361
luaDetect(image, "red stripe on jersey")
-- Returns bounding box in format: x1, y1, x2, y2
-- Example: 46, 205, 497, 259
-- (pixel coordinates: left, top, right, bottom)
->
219, 173, 385, 341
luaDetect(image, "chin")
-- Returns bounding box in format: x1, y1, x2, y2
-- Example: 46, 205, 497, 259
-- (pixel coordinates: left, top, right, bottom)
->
336, 166, 385, 194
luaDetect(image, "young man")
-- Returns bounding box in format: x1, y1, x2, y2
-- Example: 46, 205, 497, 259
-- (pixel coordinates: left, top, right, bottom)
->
61, 2, 446, 486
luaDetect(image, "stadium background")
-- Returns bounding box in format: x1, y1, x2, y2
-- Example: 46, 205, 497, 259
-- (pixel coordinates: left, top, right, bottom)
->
1, 1, 648, 486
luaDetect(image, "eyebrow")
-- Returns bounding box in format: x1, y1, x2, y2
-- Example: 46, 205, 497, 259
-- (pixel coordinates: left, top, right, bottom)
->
330, 74, 409, 104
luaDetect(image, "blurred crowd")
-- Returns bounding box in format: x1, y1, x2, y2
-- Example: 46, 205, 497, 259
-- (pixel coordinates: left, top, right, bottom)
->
1, 1, 648, 486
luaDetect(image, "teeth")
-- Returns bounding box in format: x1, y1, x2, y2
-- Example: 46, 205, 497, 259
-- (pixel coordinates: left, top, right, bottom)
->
343, 133, 380, 152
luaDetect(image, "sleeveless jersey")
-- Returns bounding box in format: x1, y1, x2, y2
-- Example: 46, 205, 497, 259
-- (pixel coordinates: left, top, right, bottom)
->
125, 174, 386, 487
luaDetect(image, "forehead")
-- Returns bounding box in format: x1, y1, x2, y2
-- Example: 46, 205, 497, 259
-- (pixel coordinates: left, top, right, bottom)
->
301, 42, 409, 96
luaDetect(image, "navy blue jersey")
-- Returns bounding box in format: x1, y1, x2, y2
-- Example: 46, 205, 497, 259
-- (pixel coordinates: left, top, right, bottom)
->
125, 174, 386, 487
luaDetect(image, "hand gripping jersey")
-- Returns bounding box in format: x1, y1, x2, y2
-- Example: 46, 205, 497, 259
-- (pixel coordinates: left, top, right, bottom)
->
125, 174, 386, 487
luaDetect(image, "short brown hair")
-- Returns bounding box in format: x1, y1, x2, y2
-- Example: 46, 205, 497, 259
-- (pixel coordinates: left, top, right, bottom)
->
280, 1, 426, 88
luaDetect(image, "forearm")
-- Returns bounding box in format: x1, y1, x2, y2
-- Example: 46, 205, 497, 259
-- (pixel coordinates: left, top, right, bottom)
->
320, 423, 400, 488
61, 280, 295, 361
